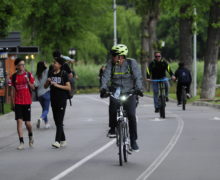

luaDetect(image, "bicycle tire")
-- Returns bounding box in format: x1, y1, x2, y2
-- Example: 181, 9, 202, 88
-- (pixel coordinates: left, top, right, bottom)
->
123, 122, 128, 163
160, 96, 166, 118
118, 122, 123, 166
182, 87, 186, 110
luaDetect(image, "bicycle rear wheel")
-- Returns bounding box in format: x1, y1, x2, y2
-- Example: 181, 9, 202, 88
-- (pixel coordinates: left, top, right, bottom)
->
117, 123, 123, 166
160, 95, 166, 118
182, 87, 186, 110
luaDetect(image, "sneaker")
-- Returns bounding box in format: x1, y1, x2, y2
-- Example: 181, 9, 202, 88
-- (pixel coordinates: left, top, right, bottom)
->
36, 118, 43, 129
166, 97, 169, 102
29, 137, 34, 147
60, 141, 67, 147
186, 93, 191, 99
52, 141, 60, 148
45, 123, 51, 129
107, 128, 116, 138
17, 143, 24, 150
131, 141, 139, 152
155, 108, 159, 113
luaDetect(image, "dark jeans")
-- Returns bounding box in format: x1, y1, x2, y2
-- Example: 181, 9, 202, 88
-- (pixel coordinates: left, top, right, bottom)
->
176, 82, 190, 104
152, 80, 169, 109
51, 102, 66, 142
109, 95, 137, 142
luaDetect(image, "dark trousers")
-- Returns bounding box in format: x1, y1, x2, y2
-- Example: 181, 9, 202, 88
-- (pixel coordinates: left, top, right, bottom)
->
109, 95, 137, 142
51, 102, 66, 142
176, 82, 190, 104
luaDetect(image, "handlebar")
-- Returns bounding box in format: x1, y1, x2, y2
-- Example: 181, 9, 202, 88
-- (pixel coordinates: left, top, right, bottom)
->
148, 78, 170, 82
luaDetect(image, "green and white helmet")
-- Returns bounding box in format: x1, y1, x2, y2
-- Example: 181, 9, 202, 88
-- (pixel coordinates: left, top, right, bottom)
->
111, 44, 128, 56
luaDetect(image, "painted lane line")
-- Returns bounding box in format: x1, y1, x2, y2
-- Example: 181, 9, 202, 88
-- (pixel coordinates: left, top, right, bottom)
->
51, 95, 114, 180
136, 113, 184, 180
213, 116, 220, 121
50, 139, 116, 180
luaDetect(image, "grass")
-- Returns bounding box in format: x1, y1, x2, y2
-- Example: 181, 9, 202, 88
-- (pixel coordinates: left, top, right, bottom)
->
0, 103, 12, 115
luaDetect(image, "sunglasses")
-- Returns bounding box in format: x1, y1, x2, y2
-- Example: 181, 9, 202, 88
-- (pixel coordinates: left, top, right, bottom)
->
155, 56, 161, 58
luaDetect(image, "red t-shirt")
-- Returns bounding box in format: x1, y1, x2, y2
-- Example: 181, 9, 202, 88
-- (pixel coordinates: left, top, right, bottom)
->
10, 72, 35, 105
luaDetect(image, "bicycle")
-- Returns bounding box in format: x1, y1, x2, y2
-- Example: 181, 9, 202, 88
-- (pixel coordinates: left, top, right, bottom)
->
150, 78, 169, 119
109, 91, 133, 166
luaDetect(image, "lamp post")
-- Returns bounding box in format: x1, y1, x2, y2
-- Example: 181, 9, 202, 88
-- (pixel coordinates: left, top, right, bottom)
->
68, 48, 77, 68
113, 0, 117, 45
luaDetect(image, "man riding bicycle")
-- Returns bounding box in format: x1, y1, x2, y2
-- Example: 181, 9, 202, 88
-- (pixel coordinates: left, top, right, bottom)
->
175, 62, 192, 105
146, 51, 176, 113
100, 44, 143, 152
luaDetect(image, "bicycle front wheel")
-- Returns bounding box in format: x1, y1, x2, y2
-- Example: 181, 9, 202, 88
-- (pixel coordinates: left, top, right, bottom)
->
117, 123, 123, 166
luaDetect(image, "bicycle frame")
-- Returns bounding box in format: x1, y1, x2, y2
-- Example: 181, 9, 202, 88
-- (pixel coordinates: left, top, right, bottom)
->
110, 93, 132, 166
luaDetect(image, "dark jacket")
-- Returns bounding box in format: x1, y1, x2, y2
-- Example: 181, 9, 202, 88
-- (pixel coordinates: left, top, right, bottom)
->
146, 59, 174, 79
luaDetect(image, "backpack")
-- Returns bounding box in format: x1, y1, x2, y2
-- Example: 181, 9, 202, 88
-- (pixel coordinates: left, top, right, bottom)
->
111, 58, 133, 77
178, 69, 191, 83
60, 70, 74, 106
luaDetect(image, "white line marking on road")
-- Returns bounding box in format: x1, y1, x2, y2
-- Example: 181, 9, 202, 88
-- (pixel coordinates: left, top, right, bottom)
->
136, 113, 184, 180
213, 117, 220, 120
51, 139, 116, 180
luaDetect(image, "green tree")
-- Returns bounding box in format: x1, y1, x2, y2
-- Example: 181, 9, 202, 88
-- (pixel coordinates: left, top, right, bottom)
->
201, 0, 220, 99
0, 0, 14, 38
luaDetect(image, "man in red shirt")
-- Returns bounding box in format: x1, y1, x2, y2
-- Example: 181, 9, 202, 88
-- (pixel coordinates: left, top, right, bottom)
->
10, 58, 35, 150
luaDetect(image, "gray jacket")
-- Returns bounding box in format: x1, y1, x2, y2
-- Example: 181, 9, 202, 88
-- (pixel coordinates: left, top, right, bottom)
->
35, 68, 50, 97
101, 58, 143, 93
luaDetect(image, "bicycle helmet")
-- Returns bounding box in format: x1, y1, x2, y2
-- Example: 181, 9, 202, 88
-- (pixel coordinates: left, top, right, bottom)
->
111, 44, 128, 56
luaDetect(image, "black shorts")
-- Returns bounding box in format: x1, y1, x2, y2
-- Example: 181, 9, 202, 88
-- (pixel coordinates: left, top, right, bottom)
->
15, 104, 31, 121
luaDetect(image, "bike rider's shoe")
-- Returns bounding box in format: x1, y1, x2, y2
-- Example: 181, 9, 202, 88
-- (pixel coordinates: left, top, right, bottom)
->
17, 143, 24, 150
131, 140, 139, 152
177, 103, 182, 106
107, 128, 116, 138
52, 141, 61, 148
155, 108, 159, 113
166, 97, 169, 102
36, 118, 43, 129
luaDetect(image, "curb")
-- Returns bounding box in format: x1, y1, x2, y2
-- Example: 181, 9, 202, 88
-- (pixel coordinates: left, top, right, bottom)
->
145, 94, 220, 110
192, 101, 220, 109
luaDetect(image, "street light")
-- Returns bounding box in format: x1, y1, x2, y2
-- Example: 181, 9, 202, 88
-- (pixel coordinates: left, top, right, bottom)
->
68, 48, 77, 61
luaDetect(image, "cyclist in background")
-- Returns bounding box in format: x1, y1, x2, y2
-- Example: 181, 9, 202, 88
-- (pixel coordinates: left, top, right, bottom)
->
175, 62, 192, 105
100, 44, 143, 152
146, 51, 176, 113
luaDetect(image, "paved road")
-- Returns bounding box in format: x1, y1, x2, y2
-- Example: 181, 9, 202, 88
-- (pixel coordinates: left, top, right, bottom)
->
0, 94, 220, 180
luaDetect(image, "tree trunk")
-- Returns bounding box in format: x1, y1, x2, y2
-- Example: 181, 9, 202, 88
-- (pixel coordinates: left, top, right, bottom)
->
179, 5, 193, 73
140, 1, 160, 91
201, 1, 220, 99
140, 15, 150, 91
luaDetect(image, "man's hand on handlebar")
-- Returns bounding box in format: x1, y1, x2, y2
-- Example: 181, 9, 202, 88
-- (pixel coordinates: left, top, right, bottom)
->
100, 88, 109, 98
135, 89, 144, 97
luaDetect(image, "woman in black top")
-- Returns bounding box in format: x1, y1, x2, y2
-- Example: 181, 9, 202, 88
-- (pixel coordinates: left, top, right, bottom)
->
45, 57, 70, 148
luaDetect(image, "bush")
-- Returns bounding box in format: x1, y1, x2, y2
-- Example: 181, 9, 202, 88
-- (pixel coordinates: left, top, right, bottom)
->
74, 63, 101, 88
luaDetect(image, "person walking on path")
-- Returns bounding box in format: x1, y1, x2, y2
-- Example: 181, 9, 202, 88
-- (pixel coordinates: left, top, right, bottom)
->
45, 57, 70, 148
35, 61, 51, 129
10, 58, 35, 150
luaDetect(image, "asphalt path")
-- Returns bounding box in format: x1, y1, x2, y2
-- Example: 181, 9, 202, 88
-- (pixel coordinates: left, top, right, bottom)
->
0, 94, 220, 180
